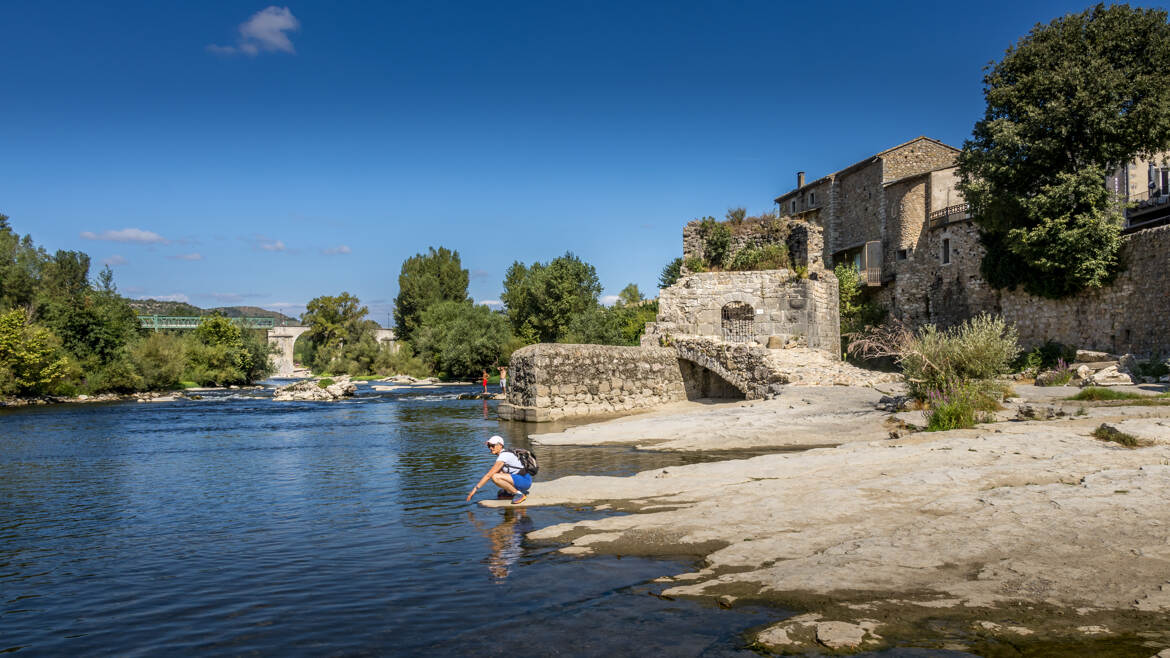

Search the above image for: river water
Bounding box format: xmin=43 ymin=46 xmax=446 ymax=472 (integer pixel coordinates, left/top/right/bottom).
xmin=1 ymin=382 xmax=785 ymax=655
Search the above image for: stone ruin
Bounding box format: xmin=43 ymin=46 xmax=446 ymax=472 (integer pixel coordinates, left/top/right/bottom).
xmin=500 ymin=218 xmax=894 ymax=422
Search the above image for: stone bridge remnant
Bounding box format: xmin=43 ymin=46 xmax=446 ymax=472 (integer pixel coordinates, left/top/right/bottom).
xmin=266 ymin=327 xmax=397 ymax=377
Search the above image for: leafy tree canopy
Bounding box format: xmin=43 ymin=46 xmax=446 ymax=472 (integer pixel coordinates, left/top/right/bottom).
xmin=393 ymin=247 xmax=470 ymax=344
xmin=501 ymin=252 xmax=602 ymax=343
xmin=957 ymin=3 xmax=1170 ymax=298
xmin=414 ymin=300 xmax=511 ymax=378
xmin=658 ymin=257 xmax=683 ymax=288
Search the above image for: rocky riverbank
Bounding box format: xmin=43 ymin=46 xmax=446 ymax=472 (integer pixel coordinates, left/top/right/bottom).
xmin=488 ymin=385 xmax=1170 ymax=654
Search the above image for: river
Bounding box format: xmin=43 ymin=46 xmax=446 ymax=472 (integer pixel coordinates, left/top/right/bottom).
xmin=1 ymin=382 xmax=782 ymax=655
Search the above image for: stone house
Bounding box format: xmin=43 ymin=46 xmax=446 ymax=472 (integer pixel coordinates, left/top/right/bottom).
xmin=774 ymin=138 xmax=1170 ymax=356
xmin=773 ymin=136 xmax=960 ymax=286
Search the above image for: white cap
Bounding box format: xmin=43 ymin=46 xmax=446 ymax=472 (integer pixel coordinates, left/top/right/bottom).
xmin=485 ymin=435 xmax=504 ymax=446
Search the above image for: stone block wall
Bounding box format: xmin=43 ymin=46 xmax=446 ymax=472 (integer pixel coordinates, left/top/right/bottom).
xmin=883 ymin=175 xmax=927 ymax=280
xmin=881 ymin=140 xmax=958 ymax=182
xmin=835 ymin=162 xmax=884 ymax=254
xmin=888 ymin=221 xmax=1170 ymax=357
xmin=498 ymin=344 xmax=687 ymax=422
xmin=645 ymin=270 xmax=840 ymax=356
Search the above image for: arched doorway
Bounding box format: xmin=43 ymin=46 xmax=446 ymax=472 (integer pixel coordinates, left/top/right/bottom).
xmin=721 ymin=302 xmax=754 ymax=343
xmin=677 ymin=359 xmax=746 ymax=400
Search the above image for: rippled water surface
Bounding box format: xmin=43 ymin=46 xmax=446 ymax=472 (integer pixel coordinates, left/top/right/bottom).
xmin=1 ymin=382 xmax=781 ymax=655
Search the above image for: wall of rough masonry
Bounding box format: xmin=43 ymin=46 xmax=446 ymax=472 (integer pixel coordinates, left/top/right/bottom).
xmin=835 ymin=162 xmax=884 ymax=254
xmin=883 ymin=175 xmax=927 ymax=280
xmin=681 ymin=217 xmax=822 ymax=272
xmin=498 ymin=344 xmax=688 ymax=422
xmin=888 ymin=221 xmax=1170 ymax=357
xmin=643 ymin=270 xmax=840 ymax=356
xmin=881 ymin=140 xmax=959 ymax=182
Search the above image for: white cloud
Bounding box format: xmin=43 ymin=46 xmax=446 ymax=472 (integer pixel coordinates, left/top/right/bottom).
xmin=172 ymin=252 xmax=203 ymax=261
xmin=208 ymin=6 xmax=300 ymax=56
xmin=477 ymin=299 xmax=503 ymax=308
xmin=102 ymin=255 xmax=128 ymax=266
xmin=601 ymin=295 xmax=620 ymax=306
xmin=261 ymin=240 xmax=286 ymax=251
xmin=322 ymin=245 xmax=351 ymax=255
xmin=247 ymin=235 xmax=287 ymax=252
xmin=142 ymin=293 xmax=190 ymax=303
xmin=80 ymin=228 xmax=169 ymax=244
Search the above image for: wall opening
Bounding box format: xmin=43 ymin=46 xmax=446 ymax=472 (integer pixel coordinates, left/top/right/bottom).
xmin=678 ymin=359 xmax=746 ymax=401
xmin=721 ymin=302 xmax=754 ymax=343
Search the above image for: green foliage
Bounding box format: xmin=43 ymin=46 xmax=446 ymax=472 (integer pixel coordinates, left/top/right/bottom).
xmin=924 ymin=383 xmax=982 ymax=432
xmin=414 ymin=301 xmax=512 ymax=378
xmin=182 ymin=315 xmax=262 ymax=387
xmin=501 ymin=252 xmax=602 ymax=343
xmin=725 ymin=207 xmax=746 ymax=226
xmin=393 ymin=247 xmax=470 ymax=344
xmin=86 ymin=351 xmax=144 ymax=394
xmin=1068 ymin=387 xmax=1144 ymax=401
xmin=564 ymin=298 xmax=658 ymax=346
xmin=0 ymin=309 xmax=69 ymax=395
xmin=1092 ymin=423 xmax=1146 ymax=448
xmin=658 ymin=257 xmax=683 ymax=288
xmin=793 ymin=264 xmax=809 ymax=279
xmin=834 ymin=264 xmax=886 ymax=353
xmin=1014 ymin=340 xmax=1076 ymax=373
xmin=697 ymin=218 xmax=732 ymax=269
xmin=300 ymin=292 xmax=384 ymax=375
xmin=372 ymin=341 xmax=431 ymax=378
xmin=683 ymin=257 xmax=706 ymax=273
xmin=957 ymin=4 xmax=1170 ymax=298
xmin=129 ymin=332 xmax=186 ymax=391
xmin=902 ymin=315 xmax=1020 ymax=398
xmin=318 ymin=378 xmax=334 ymax=388
xmin=728 ymin=243 xmax=788 ymax=271
xmin=616 ymin=283 xmax=644 ymax=307
xmin=1034 ymin=359 xmax=1074 ymax=387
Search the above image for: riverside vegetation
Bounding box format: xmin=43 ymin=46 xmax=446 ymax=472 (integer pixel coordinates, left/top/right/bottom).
xmin=0 ymin=216 xmax=273 ymax=398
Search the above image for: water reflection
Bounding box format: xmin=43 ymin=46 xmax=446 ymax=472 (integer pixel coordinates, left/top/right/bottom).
xmin=468 ymin=509 xmax=533 ymax=582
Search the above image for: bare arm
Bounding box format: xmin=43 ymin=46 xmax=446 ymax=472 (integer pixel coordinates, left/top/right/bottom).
xmin=466 ymin=460 xmax=504 ymax=502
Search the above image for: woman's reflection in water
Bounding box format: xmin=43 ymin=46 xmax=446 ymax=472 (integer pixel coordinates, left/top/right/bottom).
xmin=468 ymin=509 xmax=533 ymax=582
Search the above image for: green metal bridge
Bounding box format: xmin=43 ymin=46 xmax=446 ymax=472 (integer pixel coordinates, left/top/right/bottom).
xmin=138 ymin=315 xmax=278 ymax=330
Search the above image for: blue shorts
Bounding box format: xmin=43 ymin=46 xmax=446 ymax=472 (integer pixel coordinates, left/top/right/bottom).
xmin=509 ymin=472 xmax=533 ymax=492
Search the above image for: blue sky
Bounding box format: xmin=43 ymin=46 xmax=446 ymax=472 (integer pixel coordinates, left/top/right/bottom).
xmin=1 ymin=0 xmax=1103 ymax=323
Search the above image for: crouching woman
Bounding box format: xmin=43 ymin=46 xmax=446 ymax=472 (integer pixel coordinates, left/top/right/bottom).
xmin=466 ymin=435 xmax=532 ymax=505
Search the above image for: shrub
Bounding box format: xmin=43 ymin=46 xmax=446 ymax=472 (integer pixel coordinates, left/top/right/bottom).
xmin=850 ymin=314 xmax=1020 ymax=398
xmin=683 ymin=257 xmax=706 ymax=273
xmin=1067 ymin=387 xmax=1145 ymax=401
xmin=317 ymin=378 xmax=334 ymax=388
xmin=658 ymin=257 xmax=683 ymax=288
xmin=373 ymin=341 xmax=431 ymax=378
xmin=0 ymin=309 xmax=70 ymax=396
xmin=1034 ymin=358 xmax=1073 ymax=386
xmin=924 ymin=380 xmax=1001 ymax=431
xmin=725 ymin=207 xmax=746 ymax=226
xmin=699 ymin=218 xmax=732 ymax=268
xmin=793 ymin=264 xmax=809 ymax=280
xmin=729 ymin=243 xmax=789 ymax=271
xmin=129 ymin=332 xmax=186 ymax=391
xmin=1014 ymin=340 xmax=1076 ymax=374
xmin=1092 ymin=423 xmax=1147 ymax=448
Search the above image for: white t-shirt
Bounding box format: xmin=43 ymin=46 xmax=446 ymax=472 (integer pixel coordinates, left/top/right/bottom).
xmin=496 ymin=450 xmax=524 ymax=474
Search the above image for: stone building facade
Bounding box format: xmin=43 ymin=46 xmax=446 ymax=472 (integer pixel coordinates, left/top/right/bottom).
xmin=777 ymin=137 xmax=1170 ymax=356
xmin=681 ymin=216 xmax=824 ymax=272
xmin=774 ymin=136 xmax=960 ymax=280
xmin=641 ymin=270 xmax=840 ymax=355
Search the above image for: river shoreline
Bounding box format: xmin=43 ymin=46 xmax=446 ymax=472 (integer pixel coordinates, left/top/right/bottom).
xmin=490 ymin=384 xmax=1170 ymax=654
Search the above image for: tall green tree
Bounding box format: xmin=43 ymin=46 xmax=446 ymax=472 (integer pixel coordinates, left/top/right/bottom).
xmin=393 ymin=247 xmax=470 ymax=344
xmin=300 ymin=292 xmax=380 ymax=373
xmin=658 ymin=257 xmax=683 ymax=288
xmin=957 ymin=3 xmax=1170 ymax=298
xmin=501 ymin=252 xmax=602 ymax=343
xmin=414 ymin=301 xmax=511 ymax=378
xmin=0 ymin=309 xmax=69 ymax=396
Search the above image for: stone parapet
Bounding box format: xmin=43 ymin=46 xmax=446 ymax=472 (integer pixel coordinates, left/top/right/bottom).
xmin=499 ymin=344 xmax=687 ymax=422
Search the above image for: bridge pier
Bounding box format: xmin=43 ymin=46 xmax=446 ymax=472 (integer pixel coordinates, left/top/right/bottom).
xmin=267 ymin=326 xmax=310 ymax=377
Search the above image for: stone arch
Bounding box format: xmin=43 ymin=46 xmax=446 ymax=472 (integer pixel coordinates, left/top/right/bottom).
xmin=267 ymin=326 xmax=310 ymax=376
xmin=671 ymin=339 xmax=756 ymax=400
xmin=721 ymin=301 xmax=754 ymax=343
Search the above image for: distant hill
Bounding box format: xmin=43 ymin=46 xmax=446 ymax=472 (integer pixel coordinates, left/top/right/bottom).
xmin=127 ymin=299 xmax=298 ymax=324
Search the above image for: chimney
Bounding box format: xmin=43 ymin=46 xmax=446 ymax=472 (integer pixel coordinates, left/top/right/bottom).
xmin=797 ymin=171 xmax=805 ymax=188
